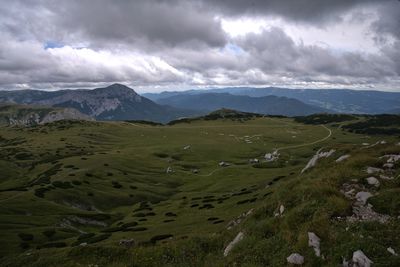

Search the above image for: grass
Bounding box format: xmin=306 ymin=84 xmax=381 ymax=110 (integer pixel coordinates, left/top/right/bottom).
xmin=0 ymin=116 xmax=399 ymax=266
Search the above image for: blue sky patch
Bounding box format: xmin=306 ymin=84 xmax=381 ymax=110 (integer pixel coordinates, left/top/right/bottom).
xmin=44 ymin=41 xmax=64 ymax=49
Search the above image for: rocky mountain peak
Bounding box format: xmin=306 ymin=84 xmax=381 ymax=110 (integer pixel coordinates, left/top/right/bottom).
xmin=93 ymin=83 xmax=141 ymax=102
xmin=99 ymin=83 xmax=137 ymax=94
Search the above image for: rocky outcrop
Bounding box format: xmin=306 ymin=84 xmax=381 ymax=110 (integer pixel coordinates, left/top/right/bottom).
xmin=352 ymin=250 xmax=373 ymax=267
xmin=0 ymin=84 xmax=198 ymax=123
xmin=287 ymin=253 xmax=304 ymax=265
xmin=302 ymin=149 xmax=335 ymax=173
xmin=223 ymin=232 xmax=244 ymax=257
xmin=341 ymin=183 xmax=390 ymax=223
xmin=227 ymin=209 xmax=253 ymax=230
xmin=336 ymin=154 xmax=350 ymax=162
xmin=2 ymin=105 xmax=93 ymax=126
xmin=308 ymin=232 xmax=321 ymax=257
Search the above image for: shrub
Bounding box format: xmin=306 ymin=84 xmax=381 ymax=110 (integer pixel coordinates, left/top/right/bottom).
xmin=125 ymin=227 xmax=147 ymax=232
xmin=101 ymin=227 xmax=124 ymax=233
xmin=112 ymin=181 xmax=122 ymax=188
xmin=20 ymin=243 xmax=30 ymax=249
xmin=77 ymin=233 xmax=95 ymax=240
xmin=34 ymin=187 xmax=50 ymax=198
xmin=18 ymin=233 xmax=34 ymax=241
xmin=150 ymin=234 xmax=173 ymax=244
xmin=37 ymin=242 xmax=66 ymax=249
xmin=52 ymin=181 xmax=73 ymax=189
xmin=42 ymin=229 xmax=56 ymax=239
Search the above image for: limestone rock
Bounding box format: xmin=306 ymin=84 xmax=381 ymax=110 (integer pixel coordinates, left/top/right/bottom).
xmin=352 ymin=250 xmax=373 ymax=267
xmin=308 ymin=232 xmax=321 ymax=257
xmin=223 ymin=232 xmax=244 ymax=257
xmin=287 ymin=253 xmax=304 ymax=265
xmin=387 ymin=247 xmax=398 ymax=256
xmin=302 ymin=149 xmax=335 ymax=173
xmin=366 ymin=177 xmax=380 ymax=187
xmin=366 ymin=167 xmax=383 ymax=174
xmin=336 ymin=154 xmax=350 ymax=163
xmin=355 ymin=192 xmax=373 ymax=205
xmin=119 ymin=238 xmax=135 ymax=248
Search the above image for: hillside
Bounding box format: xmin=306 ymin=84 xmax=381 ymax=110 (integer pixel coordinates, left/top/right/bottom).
xmin=145 ymin=87 xmax=400 ymax=114
xmin=0 ymin=105 xmax=93 ymax=126
xmin=156 ymin=93 xmax=326 ymax=116
xmin=0 ymin=84 xmax=199 ymax=123
xmin=1 ymin=114 xmax=400 ymax=266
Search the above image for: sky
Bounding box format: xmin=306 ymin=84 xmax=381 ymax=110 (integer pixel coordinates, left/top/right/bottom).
xmin=0 ymin=0 xmax=399 ymax=92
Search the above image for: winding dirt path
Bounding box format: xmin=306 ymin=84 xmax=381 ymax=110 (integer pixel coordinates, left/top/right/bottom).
xmin=194 ymin=125 xmax=332 ymax=177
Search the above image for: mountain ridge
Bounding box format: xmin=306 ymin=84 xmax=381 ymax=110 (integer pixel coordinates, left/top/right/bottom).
xmin=0 ymin=84 xmax=199 ymax=123
xmin=144 ymin=87 xmax=400 ymax=114
xmin=156 ymin=92 xmax=328 ymax=117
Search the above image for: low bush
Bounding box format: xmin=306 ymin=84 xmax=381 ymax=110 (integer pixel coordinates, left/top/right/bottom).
xmin=18 ymin=233 xmax=34 ymax=241
xmin=150 ymin=234 xmax=173 ymax=244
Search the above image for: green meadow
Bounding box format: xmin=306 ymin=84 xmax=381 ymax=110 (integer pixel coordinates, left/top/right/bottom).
xmin=1 ymin=115 xmax=399 ymax=266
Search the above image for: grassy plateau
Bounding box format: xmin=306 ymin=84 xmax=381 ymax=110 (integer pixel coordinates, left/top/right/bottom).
xmin=0 ymin=113 xmax=399 ymax=266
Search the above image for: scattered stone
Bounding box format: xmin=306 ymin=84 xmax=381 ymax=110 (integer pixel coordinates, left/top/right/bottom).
xmin=355 ymin=191 xmax=373 ymax=205
xmin=308 ymin=232 xmax=321 ymax=257
xmin=347 ymin=203 xmax=391 ymax=224
xmin=381 ymin=154 xmax=400 ymax=163
xmin=183 ymin=145 xmax=191 ymax=150
xmin=302 ymin=149 xmax=335 ymax=173
xmin=280 ymin=204 xmax=285 ymax=215
xmin=166 ymin=166 xmax=173 ymax=174
xmin=223 ymin=232 xmax=244 ymax=257
xmin=344 ymin=189 xmax=356 ymax=198
xmin=336 ymin=154 xmax=350 ymax=163
xmin=380 ymin=174 xmax=394 ymax=180
xmin=362 ymin=143 xmax=370 ymax=146
xmin=341 ymin=185 xmax=390 ymax=223
xmin=265 ymin=150 xmax=279 ymax=162
xmin=383 ymin=163 xmax=394 ymax=169
xmin=362 ymin=140 xmax=386 ymax=149
xmin=366 ymin=167 xmax=383 ymax=174
xmin=227 ymin=209 xmax=254 ymax=230
xmin=366 ymin=177 xmax=380 ymax=187
xmin=249 ymin=158 xmax=259 ymax=164
xmin=274 ymin=204 xmax=285 ymax=217
xmin=219 ymin=161 xmax=230 ymax=167
xmin=119 ymin=239 xmax=135 ymax=248
xmin=352 ymin=250 xmax=373 ymax=267
xmin=342 ymin=257 xmax=349 ymax=267
xmin=191 ymin=169 xmax=199 ymax=174
xmin=387 ymin=247 xmax=398 ymax=256
xmin=79 ymin=242 xmax=87 ymax=246
xmin=286 ymin=253 xmax=304 ymax=265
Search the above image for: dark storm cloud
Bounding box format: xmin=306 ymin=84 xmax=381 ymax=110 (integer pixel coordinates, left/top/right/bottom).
xmin=201 ymin=0 xmax=390 ymax=24
xmin=371 ymin=1 xmax=400 ymax=44
xmin=237 ymin=27 xmax=396 ymax=79
xmin=0 ymin=0 xmax=399 ymax=90
xmin=1 ymin=0 xmax=227 ymax=49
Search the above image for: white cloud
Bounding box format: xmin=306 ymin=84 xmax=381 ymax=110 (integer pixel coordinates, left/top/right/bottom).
xmin=0 ymin=0 xmax=399 ymax=91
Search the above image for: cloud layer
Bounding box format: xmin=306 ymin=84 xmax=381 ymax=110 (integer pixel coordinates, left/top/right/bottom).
xmin=0 ymin=0 xmax=399 ymax=91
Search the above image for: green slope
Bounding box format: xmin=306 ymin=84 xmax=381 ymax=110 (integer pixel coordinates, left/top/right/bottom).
xmin=0 ymin=115 xmax=399 ymax=266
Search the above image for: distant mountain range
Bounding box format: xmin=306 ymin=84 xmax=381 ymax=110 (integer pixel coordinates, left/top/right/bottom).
xmin=1 ymin=84 xmax=398 ymax=125
xmin=144 ymin=87 xmax=400 ymax=114
xmin=156 ymin=93 xmax=326 ymax=116
xmin=0 ymin=84 xmax=198 ymax=123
